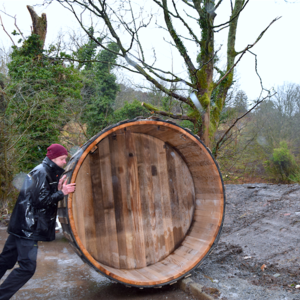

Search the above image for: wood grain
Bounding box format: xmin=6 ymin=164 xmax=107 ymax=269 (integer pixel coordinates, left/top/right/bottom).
xmin=89 ymin=146 xmax=110 ymax=265
xmin=71 ymin=130 xmax=195 ymax=270
xmin=125 ymin=130 xmax=146 ymax=268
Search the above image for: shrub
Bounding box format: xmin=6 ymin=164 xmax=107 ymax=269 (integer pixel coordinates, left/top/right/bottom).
xmin=113 ymin=100 xmax=151 ymax=122
xmin=264 ymin=141 xmax=299 ymax=182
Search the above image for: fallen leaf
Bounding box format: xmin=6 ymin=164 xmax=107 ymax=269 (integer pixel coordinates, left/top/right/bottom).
xmin=261 ymin=264 xmax=267 ymax=271
xmin=203 ymin=274 xmax=213 ymax=281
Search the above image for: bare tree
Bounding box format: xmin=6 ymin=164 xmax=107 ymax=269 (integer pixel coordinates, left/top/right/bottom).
xmin=45 ymin=0 xmax=278 ymax=149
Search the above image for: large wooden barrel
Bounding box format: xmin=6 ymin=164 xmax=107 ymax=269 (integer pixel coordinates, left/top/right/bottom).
xmin=58 ymin=118 xmax=225 ymax=288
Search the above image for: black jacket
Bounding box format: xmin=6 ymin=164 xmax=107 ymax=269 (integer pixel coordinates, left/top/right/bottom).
xmin=8 ymin=157 xmax=65 ymax=241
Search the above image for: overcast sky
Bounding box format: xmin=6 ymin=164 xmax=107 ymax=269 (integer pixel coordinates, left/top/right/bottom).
xmin=0 ymin=0 xmax=299 ymax=101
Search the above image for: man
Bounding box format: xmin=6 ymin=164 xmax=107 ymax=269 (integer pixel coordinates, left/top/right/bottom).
xmin=0 ymin=144 xmax=76 ymax=300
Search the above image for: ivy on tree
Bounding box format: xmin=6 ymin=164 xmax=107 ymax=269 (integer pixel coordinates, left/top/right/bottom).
xmin=7 ymin=34 xmax=82 ymax=171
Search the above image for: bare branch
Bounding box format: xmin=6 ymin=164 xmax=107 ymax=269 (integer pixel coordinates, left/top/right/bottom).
xmin=123 ymin=49 xmax=195 ymax=87
xmin=0 ymin=9 xmax=25 ymax=41
xmin=171 ymin=0 xmax=201 ymax=45
xmin=213 ymin=0 xmax=250 ymax=29
xmin=247 ymin=50 xmax=271 ymax=99
xmin=214 ymin=17 xmax=281 ymax=90
xmin=0 ymin=15 xmax=16 ymax=46
xmin=153 ymin=0 xmax=196 ymax=74
xmin=104 ymin=3 xmax=137 ymax=53
xmin=236 ymin=17 xmax=281 ymax=55
xmin=214 ymin=48 xmax=247 ymax=90
xmin=156 ymin=21 xmax=198 ymax=43
xmin=62 ymin=56 xmax=141 ymax=73
xmin=142 ymin=102 xmax=195 ymax=121
xmin=14 ymin=15 xmax=25 ymax=41
xmin=215 ymin=0 xmax=224 ymax=10
xmin=63 ymin=4 xmax=121 ymax=56
xmin=128 ymin=0 xmax=151 ymax=62
xmin=214 ymin=23 xmax=230 ymax=33
xmin=183 ymin=10 xmax=198 ymax=22
xmin=182 ymin=0 xmax=195 ymax=9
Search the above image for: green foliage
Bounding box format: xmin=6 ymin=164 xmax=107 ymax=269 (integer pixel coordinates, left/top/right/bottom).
xmin=288 ymin=172 xmax=300 ymax=183
xmin=76 ymin=33 xmax=99 ymax=71
xmin=179 ymin=120 xmax=194 ymax=132
xmin=11 ymin=34 xmax=43 ymax=58
xmin=216 ymin=83 xmax=300 ymax=183
xmin=161 ymin=96 xmax=172 ymax=112
xmin=264 ymin=141 xmax=299 ymax=182
xmin=113 ymin=100 xmax=150 ymax=122
xmin=6 ymin=34 xmax=82 ymax=171
xmin=76 ymin=28 xmax=119 ymax=137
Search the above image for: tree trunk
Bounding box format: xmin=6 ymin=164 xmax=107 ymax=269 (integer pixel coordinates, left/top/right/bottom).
xmin=203 ymin=109 xmax=210 ymax=147
xmin=27 ymin=6 xmax=47 ymax=48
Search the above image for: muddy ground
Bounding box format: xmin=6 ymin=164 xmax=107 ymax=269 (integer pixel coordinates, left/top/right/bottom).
xmin=192 ymin=183 xmax=300 ymax=300
xmin=0 ymin=228 xmax=192 ymax=300
xmin=1 ymin=183 xmax=300 ymax=299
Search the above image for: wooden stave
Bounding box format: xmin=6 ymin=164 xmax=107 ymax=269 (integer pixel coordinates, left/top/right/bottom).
xmin=57 ymin=117 xmax=226 ymax=288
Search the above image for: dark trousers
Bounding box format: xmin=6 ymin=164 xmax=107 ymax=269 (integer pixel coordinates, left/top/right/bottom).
xmin=0 ymin=235 xmax=38 ymax=300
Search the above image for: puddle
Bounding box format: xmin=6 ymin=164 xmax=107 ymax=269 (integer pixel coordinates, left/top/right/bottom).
xmin=0 ymin=230 xmax=191 ymax=300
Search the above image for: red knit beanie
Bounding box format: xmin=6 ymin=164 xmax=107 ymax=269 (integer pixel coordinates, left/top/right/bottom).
xmin=46 ymin=144 xmax=68 ymax=160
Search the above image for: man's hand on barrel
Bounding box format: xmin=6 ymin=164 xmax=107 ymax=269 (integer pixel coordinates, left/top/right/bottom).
xmin=61 ymin=178 xmax=76 ymax=195
xmin=58 ymin=175 xmax=67 ymax=191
